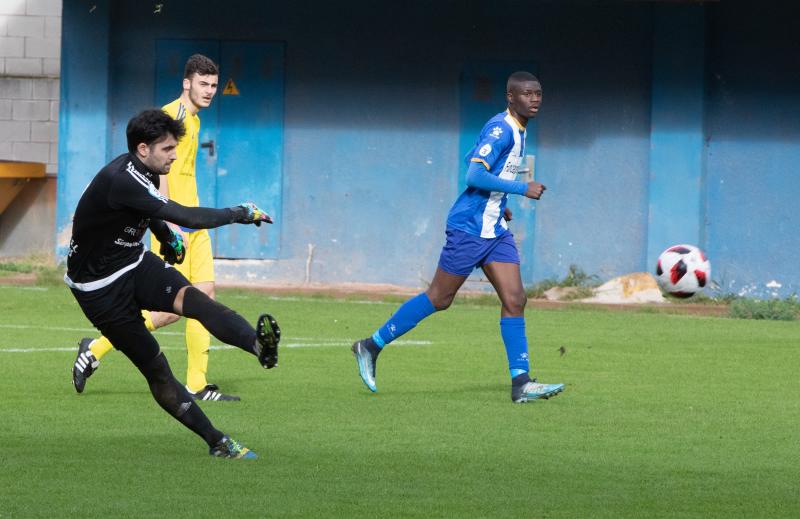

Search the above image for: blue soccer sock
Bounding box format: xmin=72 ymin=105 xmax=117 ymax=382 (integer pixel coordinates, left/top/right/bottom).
xmin=500 ymin=316 xmax=530 ymax=379
xmin=371 ymin=293 xmax=436 ymax=348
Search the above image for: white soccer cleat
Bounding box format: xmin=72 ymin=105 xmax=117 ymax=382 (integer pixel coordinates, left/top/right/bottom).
xmin=512 ymin=379 xmax=564 ymax=403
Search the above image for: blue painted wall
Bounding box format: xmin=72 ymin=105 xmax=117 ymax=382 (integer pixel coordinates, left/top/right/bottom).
xmin=57 ymin=0 xmax=800 ymax=297
xmin=704 ymin=2 xmax=800 ymax=298
xmin=646 ymin=6 xmax=706 ymax=270
xmin=56 ymin=0 xmax=111 ymax=258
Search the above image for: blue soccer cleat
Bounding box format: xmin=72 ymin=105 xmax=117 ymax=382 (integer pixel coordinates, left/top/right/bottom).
xmin=511 ymin=377 xmax=565 ymax=403
xmin=351 ymin=339 xmax=379 ymax=392
xmin=209 ymin=436 xmax=257 ymax=460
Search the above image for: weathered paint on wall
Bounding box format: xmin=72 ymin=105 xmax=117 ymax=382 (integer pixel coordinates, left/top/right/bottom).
xmin=55 ymin=0 xmax=110 ymax=256
xmin=56 ymin=1 xmax=800 ymax=297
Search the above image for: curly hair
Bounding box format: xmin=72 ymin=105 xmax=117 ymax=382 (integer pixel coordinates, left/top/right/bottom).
xmin=126 ymin=109 xmax=186 ymax=153
xmin=184 ymin=54 xmax=219 ymax=79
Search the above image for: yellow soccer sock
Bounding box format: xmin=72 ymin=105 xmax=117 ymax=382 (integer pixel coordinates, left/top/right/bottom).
xmin=185 ymin=318 xmax=211 ymax=393
xmin=89 ymin=335 xmax=114 ymax=360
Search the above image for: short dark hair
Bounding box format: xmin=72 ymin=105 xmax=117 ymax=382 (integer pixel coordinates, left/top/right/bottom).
xmin=184 ymin=54 xmax=219 ymax=79
xmin=507 ymin=71 xmax=540 ymax=91
xmin=126 ymin=109 xmax=186 ymax=153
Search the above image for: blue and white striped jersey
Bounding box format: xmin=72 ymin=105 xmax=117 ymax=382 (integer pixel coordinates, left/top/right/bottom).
xmin=446 ymin=110 xmax=527 ymax=238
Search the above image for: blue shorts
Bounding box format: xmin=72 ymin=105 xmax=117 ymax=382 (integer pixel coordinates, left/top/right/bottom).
xmin=437 ymin=228 xmax=520 ymax=277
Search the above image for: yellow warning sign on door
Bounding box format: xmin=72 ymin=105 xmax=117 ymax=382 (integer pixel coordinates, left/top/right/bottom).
xmin=222 ymin=78 xmax=240 ymax=96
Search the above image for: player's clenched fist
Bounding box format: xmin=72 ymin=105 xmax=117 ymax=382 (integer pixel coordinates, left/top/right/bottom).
xmin=233 ymin=202 xmax=273 ymax=226
xmin=524 ymin=181 xmax=546 ymax=200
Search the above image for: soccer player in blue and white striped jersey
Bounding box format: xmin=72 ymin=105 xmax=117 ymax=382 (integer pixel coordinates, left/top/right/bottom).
xmin=352 ymin=72 xmax=565 ymax=403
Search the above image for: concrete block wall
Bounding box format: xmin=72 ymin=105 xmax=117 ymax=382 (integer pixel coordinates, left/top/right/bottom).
xmin=0 ymin=0 xmax=61 ymax=174
xmin=0 ymin=0 xmax=60 ymax=258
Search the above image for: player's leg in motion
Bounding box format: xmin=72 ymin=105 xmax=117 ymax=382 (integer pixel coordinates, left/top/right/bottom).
xmin=101 ymin=321 xmax=255 ymax=459
xmin=72 ymin=310 xmax=179 ymax=393
xmin=482 ymin=261 xmax=564 ymax=403
xmin=351 ymin=268 xmax=467 ymax=392
xmin=171 ymin=285 xmax=280 ymax=372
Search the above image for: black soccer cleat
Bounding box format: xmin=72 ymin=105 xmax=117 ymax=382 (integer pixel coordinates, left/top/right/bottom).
xmin=189 ymin=383 xmax=240 ymax=402
xmin=255 ymin=314 xmax=280 ymax=369
xmin=72 ymin=337 xmax=99 ymax=394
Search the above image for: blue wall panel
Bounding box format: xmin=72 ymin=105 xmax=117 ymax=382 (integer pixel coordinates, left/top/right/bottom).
xmin=56 ymin=1 xmax=112 ymax=258
xmin=56 ymin=0 xmax=800 ymax=297
xmin=645 ymin=6 xmax=706 ymax=270
xmin=704 ymin=2 xmax=800 ymax=297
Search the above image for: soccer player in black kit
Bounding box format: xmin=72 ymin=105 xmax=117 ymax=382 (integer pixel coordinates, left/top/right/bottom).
xmin=64 ymin=109 xmax=280 ymax=459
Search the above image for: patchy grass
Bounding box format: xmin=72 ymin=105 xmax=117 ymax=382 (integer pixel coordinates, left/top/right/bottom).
xmin=729 ymin=296 xmax=800 ymax=321
xmin=3 ymin=284 xmax=800 ymax=517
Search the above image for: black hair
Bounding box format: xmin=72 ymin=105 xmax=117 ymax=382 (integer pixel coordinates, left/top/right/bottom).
xmin=184 ymin=54 xmax=219 ymax=79
xmin=506 ymin=71 xmax=540 ymax=92
xmin=126 ymin=109 xmax=186 ymax=154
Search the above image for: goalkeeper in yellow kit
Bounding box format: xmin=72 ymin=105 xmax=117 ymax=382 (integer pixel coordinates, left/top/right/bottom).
xmin=72 ymin=54 xmax=240 ymax=401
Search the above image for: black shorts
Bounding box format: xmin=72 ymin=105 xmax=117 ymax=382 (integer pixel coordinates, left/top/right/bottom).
xmin=71 ymin=251 xmax=191 ymax=331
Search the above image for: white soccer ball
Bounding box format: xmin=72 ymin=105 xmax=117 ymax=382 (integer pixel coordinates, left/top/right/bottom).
xmin=655 ymin=244 xmax=711 ymax=298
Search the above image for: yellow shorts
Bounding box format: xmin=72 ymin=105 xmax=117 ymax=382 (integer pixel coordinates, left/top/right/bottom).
xmin=151 ymin=228 xmax=215 ymax=284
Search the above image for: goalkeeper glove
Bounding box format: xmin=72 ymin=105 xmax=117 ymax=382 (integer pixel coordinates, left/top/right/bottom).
xmin=233 ymin=202 xmax=273 ymax=226
xmin=160 ymin=228 xmax=185 ymax=265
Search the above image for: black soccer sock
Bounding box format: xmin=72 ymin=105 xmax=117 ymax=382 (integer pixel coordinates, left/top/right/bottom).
xmin=181 ymin=286 xmax=258 ymax=355
xmin=140 ymin=352 xmax=224 ymax=447
xmin=363 ymin=337 xmax=381 ymax=357
xmin=512 ymin=372 xmax=532 ymax=386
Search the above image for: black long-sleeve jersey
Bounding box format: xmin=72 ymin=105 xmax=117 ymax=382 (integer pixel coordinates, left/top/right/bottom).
xmin=65 ymin=153 xmax=240 ymax=291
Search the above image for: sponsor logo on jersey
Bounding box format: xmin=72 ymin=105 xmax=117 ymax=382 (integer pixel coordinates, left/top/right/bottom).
xmin=114 ymin=238 xmax=143 ymax=248
xmin=503 ymin=161 xmax=520 ymax=175
xmin=479 ymin=144 xmax=492 ymax=157
xmin=489 ymin=126 xmax=503 ymax=139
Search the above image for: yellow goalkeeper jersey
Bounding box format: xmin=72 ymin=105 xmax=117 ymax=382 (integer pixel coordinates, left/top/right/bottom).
xmin=162 ymin=98 xmax=200 ymax=208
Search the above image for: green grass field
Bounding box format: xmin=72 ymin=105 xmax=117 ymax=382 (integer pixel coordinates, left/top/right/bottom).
xmin=1 ymin=284 xmax=799 ymax=518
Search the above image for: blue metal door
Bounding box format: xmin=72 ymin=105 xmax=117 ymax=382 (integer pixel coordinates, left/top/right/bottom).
xmin=459 ymin=62 xmax=538 ymax=283
xmin=155 ymin=39 xmax=284 ymax=259
xmin=214 ymin=41 xmax=284 ymax=259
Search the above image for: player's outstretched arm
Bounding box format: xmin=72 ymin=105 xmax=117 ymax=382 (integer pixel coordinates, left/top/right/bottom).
xmin=152 ymin=200 xmax=272 ymax=230
xmin=465 ymin=161 xmax=528 ymax=195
